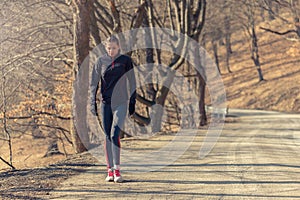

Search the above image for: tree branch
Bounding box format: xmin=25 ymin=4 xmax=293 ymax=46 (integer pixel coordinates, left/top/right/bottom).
xmin=0 ymin=156 xmax=15 ymax=170
xmin=192 ymin=0 xmax=206 ymax=37
xmin=94 ymin=3 xmax=114 ymax=32
xmin=131 ymin=112 xmax=151 ymax=126
xmin=136 ymin=94 xmax=156 ymax=106
xmin=130 ymin=1 xmax=146 ymax=29
xmin=108 ymin=0 xmax=122 ymax=33
xmin=170 ymin=0 xmax=190 ymax=71
xmin=260 ymin=26 xmax=297 ymax=35
xmin=0 ymin=112 xmax=71 ymax=121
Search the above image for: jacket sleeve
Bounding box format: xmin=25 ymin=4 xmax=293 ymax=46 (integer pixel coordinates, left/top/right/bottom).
xmin=126 ymin=57 xmax=136 ymax=105
xmin=90 ymin=57 xmax=102 ymax=106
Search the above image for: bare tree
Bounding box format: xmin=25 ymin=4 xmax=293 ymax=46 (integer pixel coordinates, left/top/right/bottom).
xmin=0 ymin=0 xmax=74 ymax=158
xmin=0 ymin=69 xmax=16 ymax=170
xmin=246 ymin=1 xmax=264 ymax=81
xmin=70 ymin=0 xmax=93 ymax=153
xmin=137 ymin=0 xmax=208 ymax=129
xmin=203 ymin=0 xmax=234 ymax=74
xmin=223 ymin=0 xmax=233 ymax=73
xmin=259 ymin=0 xmax=300 ymax=40
xmin=260 ymin=0 xmax=276 ymax=21
xmin=236 ymin=0 xmax=264 ymax=82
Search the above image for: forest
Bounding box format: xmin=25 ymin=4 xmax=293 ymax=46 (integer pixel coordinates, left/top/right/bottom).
xmin=0 ymin=0 xmax=299 ymax=170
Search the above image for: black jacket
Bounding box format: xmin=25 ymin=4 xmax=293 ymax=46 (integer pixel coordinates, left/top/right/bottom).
xmin=90 ymin=54 xmax=136 ymax=107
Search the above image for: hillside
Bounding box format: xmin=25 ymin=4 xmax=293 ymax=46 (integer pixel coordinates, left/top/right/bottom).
xmin=215 ymin=21 xmax=300 ymax=113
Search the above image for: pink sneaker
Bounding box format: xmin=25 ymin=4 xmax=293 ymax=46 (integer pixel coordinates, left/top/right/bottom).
xmin=114 ymin=169 xmax=124 ymax=183
xmin=105 ymin=168 xmax=114 ymax=182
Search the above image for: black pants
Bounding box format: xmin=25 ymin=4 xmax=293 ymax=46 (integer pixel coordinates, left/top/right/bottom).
xmin=100 ymin=103 xmax=127 ymax=168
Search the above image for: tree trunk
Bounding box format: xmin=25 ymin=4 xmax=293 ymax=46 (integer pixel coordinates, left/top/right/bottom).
xmin=90 ymin=1 xmax=102 ymax=46
xmin=224 ymin=14 xmax=232 ymax=73
xmin=71 ymin=0 xmax=92 ymax=153
xmin=198 ymin=74 xmax=207 ymax=126
xmin=251 ymin=24 xmax=264 ymax=82
xmin=191 ymin=35 xmax=207 ymax=126
xmin=225 ymin=41 xmax=232 ymax=73
xmin=190 ymin=0 xmax=207 ymax=127
xmin=260 ymin=5 xmax=265 ymax=21
xmin=295 ymin=18 xmax=300 ymax=38
xmin=151 ymin=70 xmax=176 ymax=132
xmin=144 ymin=2 xmax=156 ymax=101
xmin=1 ymin=71 xmax=15 ymax=170
xmin=201 ymin=33 xmax=207 ymax=49
xmin=267 ymin=0 xmax=275 ymax=20
xmin=211 ymin=40 xmax=220 ymax=74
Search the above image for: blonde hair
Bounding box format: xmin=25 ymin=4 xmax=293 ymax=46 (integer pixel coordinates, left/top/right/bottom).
xmin=105 ymin=35 xmax=119 ymax=46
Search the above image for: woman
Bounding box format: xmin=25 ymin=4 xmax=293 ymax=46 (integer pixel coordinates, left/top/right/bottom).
xmin=90 ymin=36 xmax=136 ymax=183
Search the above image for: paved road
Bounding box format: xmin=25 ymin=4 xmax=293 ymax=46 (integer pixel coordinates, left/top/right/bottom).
xmin=49 ymin=109 xmax=300 ymax=200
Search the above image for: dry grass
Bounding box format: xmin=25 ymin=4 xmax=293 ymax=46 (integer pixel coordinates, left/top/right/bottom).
xmin=0 ymin=134 xmax=73 ymax=172
xmin=215 ymin=18 xmax=300 ymax=113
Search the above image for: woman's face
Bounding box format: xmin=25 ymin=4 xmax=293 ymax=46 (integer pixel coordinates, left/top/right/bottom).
xmin=106 ymin=42 xmax=120 ymax=58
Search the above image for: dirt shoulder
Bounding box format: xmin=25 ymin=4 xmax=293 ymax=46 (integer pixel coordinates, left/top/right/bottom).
xmin=0 ymin=152 xmax=97 ymax=200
